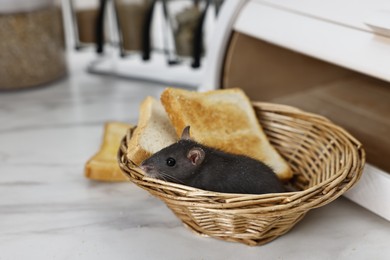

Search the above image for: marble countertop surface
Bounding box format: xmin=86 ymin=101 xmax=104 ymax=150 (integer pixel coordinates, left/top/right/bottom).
xmin=1 ymin=53 xmax=389 ymax=260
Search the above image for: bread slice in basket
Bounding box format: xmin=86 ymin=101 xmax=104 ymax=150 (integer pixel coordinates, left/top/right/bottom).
xmin=160 ymin=87 xmax=293 ymax=181
xmin=85 ymin=122 xmax=132 ymax=181
xmin=126 ymin=96 xmax=177 ymax=165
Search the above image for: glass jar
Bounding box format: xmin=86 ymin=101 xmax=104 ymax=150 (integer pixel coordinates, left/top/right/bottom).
xmin=70 ymin=0 xmax=99 ymax=47
xmin=0 ymin=0 xmax=67 ymax=90
xmin=114 ymin=0 xmax=152 ymax=54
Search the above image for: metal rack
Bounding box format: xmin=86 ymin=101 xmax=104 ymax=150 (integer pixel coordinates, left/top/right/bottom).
xmin=63 ymin=0 xmax=223 ymax=88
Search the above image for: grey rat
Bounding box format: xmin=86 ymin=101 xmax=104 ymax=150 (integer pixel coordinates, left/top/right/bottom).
xmin=140 ymin=126 xmax=286 ymax=194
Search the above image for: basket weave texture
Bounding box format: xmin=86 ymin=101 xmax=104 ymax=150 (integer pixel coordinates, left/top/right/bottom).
xmin=118 ymin=102 xmax=365 ymax=246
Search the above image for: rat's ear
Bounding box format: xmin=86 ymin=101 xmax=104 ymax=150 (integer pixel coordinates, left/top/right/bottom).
xmin=187 ymin=147 xmax=205 ymax=166
xmin=181 ymin=125 xmax=191 ymax=140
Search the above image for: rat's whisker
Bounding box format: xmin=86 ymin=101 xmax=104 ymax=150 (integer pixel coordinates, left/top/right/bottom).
xmin=157 ymin=173 xmax=168 ymax=182
xmin=165 ymin=176 xmax=184 ymax=184
xmin=159 ymin=171 xmax=185 ymax=185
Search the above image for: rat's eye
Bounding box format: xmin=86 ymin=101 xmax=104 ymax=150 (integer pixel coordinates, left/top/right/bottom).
xmin=166 ymin=157 xmax=176 ymax=167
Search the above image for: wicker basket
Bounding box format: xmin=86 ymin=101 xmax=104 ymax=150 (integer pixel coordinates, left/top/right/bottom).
xmin=118 ymin=102 xmax=365 ymax=246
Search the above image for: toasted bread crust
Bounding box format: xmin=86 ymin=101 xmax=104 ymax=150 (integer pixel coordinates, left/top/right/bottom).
xmin=126 ymin=143 xmax=153 ymax=166
xmin=160 ymin=88 xmax=293 ymax=181
xmin=126 ymin=96 xmax=177 ymax=166
xmin=85 ymin=160 xmax=128 ymax=181
xmin=126 ymin=97 xmax=154 ymax=165
xmin=85 ymin=122 xmax=131 ymax=181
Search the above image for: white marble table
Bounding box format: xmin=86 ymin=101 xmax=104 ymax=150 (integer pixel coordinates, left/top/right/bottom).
xmin=1 ymin=53 xmax=389 ymax=260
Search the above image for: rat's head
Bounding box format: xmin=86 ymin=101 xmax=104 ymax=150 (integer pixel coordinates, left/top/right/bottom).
xmin=139 ymin=126 xmax=205 ymax=184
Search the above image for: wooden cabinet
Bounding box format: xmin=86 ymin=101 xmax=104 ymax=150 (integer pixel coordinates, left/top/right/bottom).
xmin=202 ymin=0 xmax=390 ymax=220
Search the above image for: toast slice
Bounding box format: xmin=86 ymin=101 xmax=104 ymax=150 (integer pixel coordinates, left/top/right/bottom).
xmin=160 ymin=87 xmax=293 ymax=181
xmin=85 ymin=122 xmax=131 ymax=181
xmin=126 ymin=96 xmax=178 ymax=165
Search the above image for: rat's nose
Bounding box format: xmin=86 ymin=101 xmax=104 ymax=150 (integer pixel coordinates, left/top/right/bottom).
xmin=139 ymin=164 xmax=153 ymax=173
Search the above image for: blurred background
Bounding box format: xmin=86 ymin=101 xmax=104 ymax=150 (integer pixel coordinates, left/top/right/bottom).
xmin=0 ymin=0 xmax=224 ymax=90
